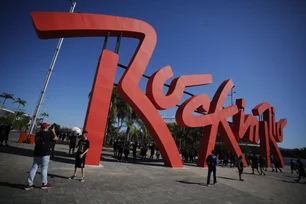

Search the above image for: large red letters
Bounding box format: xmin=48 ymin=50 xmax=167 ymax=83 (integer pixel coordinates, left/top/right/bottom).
xmin=31 ymin=12 xmax=287 ymax=168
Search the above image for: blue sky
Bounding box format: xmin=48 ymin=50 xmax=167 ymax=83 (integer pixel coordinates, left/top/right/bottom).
xmin=0 ymin=0 xmax=305 ymax=148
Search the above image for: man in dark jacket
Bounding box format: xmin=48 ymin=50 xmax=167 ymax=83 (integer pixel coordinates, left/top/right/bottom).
xmin=25 ymin=123 xmax=58 ymax=190
xmin=296 ymin=159 xmax=305 ymax=183
xmin=237 ymin=155 xmax=244 ymax=181
xmin=206 ymin=150 xmax=218 ymax=186
xmin=0 ymin=123 xmax=13 ymax=146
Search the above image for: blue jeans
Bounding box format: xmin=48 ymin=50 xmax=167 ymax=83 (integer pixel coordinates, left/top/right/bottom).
xmin=28 ymin=156 xmax=50 ymax=185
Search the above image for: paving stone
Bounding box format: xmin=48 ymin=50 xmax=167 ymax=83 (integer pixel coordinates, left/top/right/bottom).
xmin=1 ymin=138 xmax=305 ymax=204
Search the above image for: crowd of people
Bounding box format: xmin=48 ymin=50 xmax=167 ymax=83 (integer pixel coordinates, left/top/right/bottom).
xmin=112 ymin=140 xmax=160 ymax=162
xmin=1 ymin=123 xmax=305 ymax=190
xmin=205 ymin=150 xmax=306 ymax=185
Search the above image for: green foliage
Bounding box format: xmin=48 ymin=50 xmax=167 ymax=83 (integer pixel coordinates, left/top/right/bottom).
xmin=0 ymin=93 xmax=14 ymax=106
xmin=281 ymin=147 xmax=306 ymax=159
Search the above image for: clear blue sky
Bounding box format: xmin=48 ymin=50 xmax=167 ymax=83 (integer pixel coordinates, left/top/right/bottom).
xmin=0 ymin=0 xmax=305 ymax=148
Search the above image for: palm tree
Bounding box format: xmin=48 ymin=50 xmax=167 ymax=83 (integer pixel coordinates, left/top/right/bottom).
xmin=0 ymin=93 xmax=14 ymax=106
xmin=14 ymin=98 xmax=27 ymax=110
xmin=40 ymin=112 xmax=49 ymax=120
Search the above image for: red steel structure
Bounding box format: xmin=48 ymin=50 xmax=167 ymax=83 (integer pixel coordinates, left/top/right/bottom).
xmin=30 ymin=12 xmax=287 ymax=168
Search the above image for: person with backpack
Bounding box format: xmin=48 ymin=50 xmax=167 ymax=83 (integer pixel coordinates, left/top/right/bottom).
xmin=25 ymin=123 xmax=58 ymax=190
xmin=206 ymin=150 xmax=218 ymax=186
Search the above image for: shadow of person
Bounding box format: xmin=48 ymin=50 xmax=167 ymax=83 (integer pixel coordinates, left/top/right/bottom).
xmin=0 ymin=145 xmax=33 ymax=157
xmin=176 ymin=180 xmax=206 ymax=186
xmin=25 ymin=172 xmax=69 ymax=179
xmin=0 ymin=182 xmax=25 ymax=190
xmin=281 ymin=180 xmax=306 ymax=184
xmin=101 ymin=156 xmax=165 ymax=168
xmin=218 ymin=176 xmax=238 ymax=181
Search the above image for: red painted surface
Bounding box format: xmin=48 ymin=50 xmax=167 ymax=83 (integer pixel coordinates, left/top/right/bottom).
xmin=83 ymin=50 xmax=119 ymax=165
xmin=30 ymin=12 xmax=287 ymax=168
xmin=177 ymin=80 xmax=247 ymax=167
xmin=252 ymin=103 xmax=287 ymax=168
xmin=18 ymin=133 xmax=35 ymax=144
xmin=233 ymin=99 xmax=259 ymax=143
xmin=31 ymin=12 xmax=182 ymax=167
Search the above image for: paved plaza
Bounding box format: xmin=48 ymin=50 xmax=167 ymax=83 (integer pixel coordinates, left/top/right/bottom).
xmin=0 ymin=135 xmax=305 ymax=204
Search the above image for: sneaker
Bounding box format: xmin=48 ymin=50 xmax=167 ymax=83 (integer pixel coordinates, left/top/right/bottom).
xmin=68 ymin=176 xmax=76 ymax=180
xmin=80 ymin=178 xmax=85 ymax=182
xmin=41 ymin=183 xmax=52 ymax=190
xmin=207 ymin=184 xmax=210 ymax=187
xmin=24 ymin=184 xmax=34 ymax=191
xmin=213 ymin=182 xmax=218 ymax=185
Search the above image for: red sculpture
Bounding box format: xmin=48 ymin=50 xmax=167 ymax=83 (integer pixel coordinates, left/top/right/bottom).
xmin=30 ymin=12 xmax=287 ymax=168
xmin=176 ymin=80 xmax=247 ymax=167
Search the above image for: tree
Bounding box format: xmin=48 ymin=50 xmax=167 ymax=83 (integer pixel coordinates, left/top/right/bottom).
xmin=0 ymin=93 xmax=14 ymax=106
xmin=40 ymin=112 xmax=49 ymax=120
xmin=14 ymin=98 xmax=27 ymax=110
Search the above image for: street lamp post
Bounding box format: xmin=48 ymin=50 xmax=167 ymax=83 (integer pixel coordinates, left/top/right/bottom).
xmin=28 ymin=1 xmax=77 ymax=135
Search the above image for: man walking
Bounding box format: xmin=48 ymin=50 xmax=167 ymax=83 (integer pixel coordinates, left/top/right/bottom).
xmin=206 ymin=150 xmax=218 ymax=186
xmin=25 ymin=123 xmax=58 ymax=190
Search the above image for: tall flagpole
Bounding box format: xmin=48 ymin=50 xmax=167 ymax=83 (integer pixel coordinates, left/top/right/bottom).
xmin=28 ymin=1 xmax=77 ymax=135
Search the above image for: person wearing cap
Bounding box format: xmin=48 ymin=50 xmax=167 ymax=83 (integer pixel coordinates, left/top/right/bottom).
xmin=25 ymin=122 xmax=58 ymax=190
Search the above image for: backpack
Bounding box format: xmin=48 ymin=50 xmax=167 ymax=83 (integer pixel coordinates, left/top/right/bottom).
xmin=206 ymin=154 xmax=214 ymax=167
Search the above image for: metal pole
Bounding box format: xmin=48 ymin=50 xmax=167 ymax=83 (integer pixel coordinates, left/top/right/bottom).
xmin=28 ymin=1 xmax=77 ymax=135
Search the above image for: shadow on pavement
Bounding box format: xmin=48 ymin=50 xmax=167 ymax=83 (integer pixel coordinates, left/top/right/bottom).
xmin=51 ymin=156 xmax=75 ymax=165
xmin=281 ymin=180 xmax=306 ymax=184
xmin=101 ymin=156 xmax=165 ymax=167
xmin=218 ymin=176 xmax=238 ymax=181
xmin=0 ymin=145 xmax=75 ymax=165
xmin=25 ymin=171 xmax=69 ymax=179
xmin=176 ymin=180 xmax=206 ymax=186
xmin=0 ymin=182 xmax=25 ymax=190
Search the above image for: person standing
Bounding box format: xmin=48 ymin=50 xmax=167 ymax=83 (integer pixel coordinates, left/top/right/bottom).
xmin=113 ymin=140 xmax=118 ymax=158
xmin=0 ymin=123 xmax=13 ymax=146
xmin=156 ymin=148 xmax=160 ymax=160
xmin=251 ymin=154 xmax=260 ymax=175
xmin=0 ymin=123 xmax=4 ymax=145
xmin=296 ymin=159 xmax=305 ymax=183
xmin=117 ymin=141 xmax=124 ymax=161
xmin=69 ymin=131 xmax=90 ymax=182
xmin=291 ymin=159 xmax=298 ymax=174
xmin=25 ymin=123 xmax=58 ymax=190
xmin=123 ymin=142 xmax=130 ymax=162
xmin=274 ymin=157 xmax=283 ymax=172
xmin=150 ymin=143 xmax=155 ymax=160
xmin=237 ymin=155 xmax=244 ymax=181
xmin=259 ymin=156 xmax=266 ymax=176
xmin=132 ymin=141 xmax=138 ymax=159
xmin=69 ymin=131 xmax=78 ymax=155
xmin=49 ymin=123 xmax=60 ymax=159
xmin=206 ymin=150 xmax=218 ymax=186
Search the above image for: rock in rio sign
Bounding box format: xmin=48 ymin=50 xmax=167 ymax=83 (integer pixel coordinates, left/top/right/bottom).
xmin=31 ymin=12 xmax=287 ymax=168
